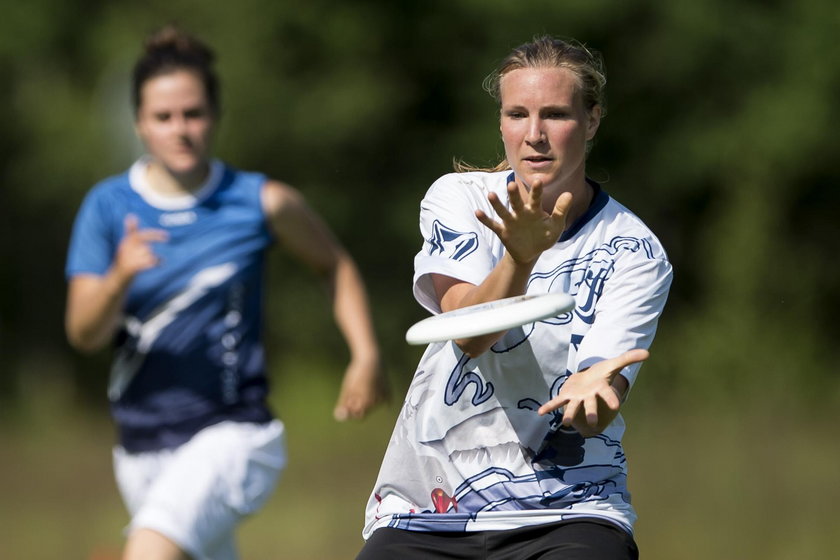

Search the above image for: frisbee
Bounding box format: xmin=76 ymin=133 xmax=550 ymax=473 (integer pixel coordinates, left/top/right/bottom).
xmin=405 ymin=293 xmax=575 ymax=345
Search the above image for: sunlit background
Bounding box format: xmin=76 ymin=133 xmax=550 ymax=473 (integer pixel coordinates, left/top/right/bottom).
xmin=1 ymin=1 xmax=838 ymax=558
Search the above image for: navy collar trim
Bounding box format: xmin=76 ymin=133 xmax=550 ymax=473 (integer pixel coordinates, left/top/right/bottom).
xmin=559 ymin=178 xmax=607 ymax=242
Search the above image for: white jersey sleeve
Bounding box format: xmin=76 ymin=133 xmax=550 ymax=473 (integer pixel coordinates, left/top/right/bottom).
xmin=412 ymin=172 xmax=510 ymax=313
xmin=574 ymin=237 xmax=672 ymax=388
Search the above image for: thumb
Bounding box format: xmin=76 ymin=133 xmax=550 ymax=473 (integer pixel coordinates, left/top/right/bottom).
xmin=609 ymin=349 xmax=650 ymax=373
xmin=123 ymin=214 xmax=139 ymax=236
xmin=552 ymin=192 xmax=574 ymax=218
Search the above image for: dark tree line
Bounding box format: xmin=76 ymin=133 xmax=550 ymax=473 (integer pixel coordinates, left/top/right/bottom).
xmin=1 ymin=0 xmax=837 ymax=410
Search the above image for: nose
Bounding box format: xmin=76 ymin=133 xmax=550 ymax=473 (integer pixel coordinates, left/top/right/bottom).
xmin=171 ymin=114 xmax=189 ymax=135
xmin=524 ymin=117 xmax=546 ymax=145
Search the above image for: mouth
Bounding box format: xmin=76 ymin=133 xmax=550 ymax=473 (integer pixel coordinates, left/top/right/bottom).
xmin=522 ymin=156 xmax=553 ymax=167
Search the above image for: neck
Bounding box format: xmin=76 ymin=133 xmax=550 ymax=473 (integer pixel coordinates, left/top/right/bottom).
xmin=563 ymin=177 xmax=594 ymax=228
xmin=145 ymin=160 xmax=210 ymax=197
xmin=538 ymin=171 xmax=593 ymax=227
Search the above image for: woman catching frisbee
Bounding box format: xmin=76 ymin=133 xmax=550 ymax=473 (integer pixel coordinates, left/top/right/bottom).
xmin=357 ymin=36 xmax=672 ymax=560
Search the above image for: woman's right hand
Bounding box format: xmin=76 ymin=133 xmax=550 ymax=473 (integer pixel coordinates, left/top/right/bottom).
xmin=65 ymin=215 xmax=168 ymax=352
xmin=113 ymin=214 xmax=169 ymax=282
xmin=475 ymin=179 xmax=572 ymax=265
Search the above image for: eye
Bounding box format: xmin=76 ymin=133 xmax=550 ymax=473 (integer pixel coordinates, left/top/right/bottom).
xmin=545 ymin=110 xmax=570 ymax=119
xmin=184 ymin=108 xmax=208 ymax=120
xmin=504 ymin=110 xmax=526 ymax=119
xmin=153 ymin=112 xmax=171 ymax=122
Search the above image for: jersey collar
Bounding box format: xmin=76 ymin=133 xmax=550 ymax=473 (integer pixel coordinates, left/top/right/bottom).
xmin=129 ymin=156 xmax=224 ymax=210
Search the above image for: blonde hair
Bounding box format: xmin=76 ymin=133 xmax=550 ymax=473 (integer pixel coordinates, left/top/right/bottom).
xmin=455 ymin=36 xmax=606 ymax=173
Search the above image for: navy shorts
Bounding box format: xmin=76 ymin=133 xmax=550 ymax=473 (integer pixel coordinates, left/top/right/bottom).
xmin=356 ymin=519 xmax=638 ymax=560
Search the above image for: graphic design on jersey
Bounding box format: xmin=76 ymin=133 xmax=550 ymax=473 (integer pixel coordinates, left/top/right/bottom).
xmin=388 ymin=459 xmax=623 ymax=531
xmin=431 ymin=488 xmax=458 ymax=513
xmin=445 ymin=354 xmax=494 ymax=406
xmin=220 ymin=281 xmax=245 ymax=404
xmin=108 ymin=262 xmax=238 ymax=400
xmin=427 ymin=220 xmax=478 ymax=261
xmin=529 ymin=236 xmax=654 ymax=325
xmin=487 ymin=236 xmax=654 ymax=354
xmin=396 ymin=236 xmax=654 ymax=529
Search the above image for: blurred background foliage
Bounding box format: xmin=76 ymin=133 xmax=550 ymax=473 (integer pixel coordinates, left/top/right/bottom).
xmin=1 ymin=0 xmax=839 ymax=558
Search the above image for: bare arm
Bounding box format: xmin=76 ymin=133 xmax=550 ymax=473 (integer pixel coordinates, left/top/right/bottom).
xmin=262 ymin=180 xmax=385 ymax=420
xmin=432 ymin=179 xmax=572 ymax=357
xmin=65 ymin=215 xmax=168 ymax=353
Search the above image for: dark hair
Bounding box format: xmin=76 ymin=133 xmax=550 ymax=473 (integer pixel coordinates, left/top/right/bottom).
xmin=131 ymin=25 xmax=219 ymax=115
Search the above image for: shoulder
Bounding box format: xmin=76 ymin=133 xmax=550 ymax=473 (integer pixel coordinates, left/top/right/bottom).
xmin=428 ymin=170 xmax=509 ymax=192
xmin=219 ymin=162 xmax=266 ymax=185
xmin=215 ymin=162 xmax=268 ymax=198
xmin=424 ymin=170 xmax=511 ymax=205
xmin=260 ymin=178 xmax=305 ymax=218
xmin=600 ymin=196 xmax=669 ymax=261
xmin=73 ymin=169 xmax=134 ymax=220
xmin=86 ymin=169 xmax=133 ymax=200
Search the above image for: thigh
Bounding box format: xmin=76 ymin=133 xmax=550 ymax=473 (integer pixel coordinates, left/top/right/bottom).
xmin=489 ymin=519 xmax=639 ymax=560
xmin=356 ymin=528 xmax=484 ymax=560
xmin=117 ymin=420 xmax=287 ymax=560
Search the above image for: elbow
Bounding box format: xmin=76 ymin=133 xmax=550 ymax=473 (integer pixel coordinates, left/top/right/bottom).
xmin=67 ymin=335 xmax=102 ymax=354
xmin=65 ymin=327 xmax=107 ymax=354
xmin=454 ymin=339 xmax=491 ymax=359
xmin=453 ymin=330 xmax=507 ymax=358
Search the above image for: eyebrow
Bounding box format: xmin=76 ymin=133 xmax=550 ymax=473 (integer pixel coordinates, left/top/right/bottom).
xmin=501 ymin=103 xmax=574 ymax=112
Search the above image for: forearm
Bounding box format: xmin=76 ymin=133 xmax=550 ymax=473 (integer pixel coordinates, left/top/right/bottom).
xmin=65 ymin=271 xmax=131 ymax=353
xmin=327 ymin=253 xmax=387 ymax=420
xmin=439 ymin=252 xmax=537 ymax=357
xmin=330 ymin=254 xmax=380 ymax=368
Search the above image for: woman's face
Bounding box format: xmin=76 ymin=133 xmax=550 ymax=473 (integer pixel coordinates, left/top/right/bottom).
xmin=499 ymin=66 xmax=600 ymax=198
xmin=134 ymin=69 xmax=215 ymax=179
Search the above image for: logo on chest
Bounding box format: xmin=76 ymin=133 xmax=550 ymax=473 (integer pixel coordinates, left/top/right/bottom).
xmin=159 ymin=211 xmax=197 ymax=227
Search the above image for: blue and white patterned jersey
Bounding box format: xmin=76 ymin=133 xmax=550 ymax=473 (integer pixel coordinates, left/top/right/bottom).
xmin=66 ymin=158 xmax=274 ymax=453
xmin=363 ymin=171 xmax=672 ymax=537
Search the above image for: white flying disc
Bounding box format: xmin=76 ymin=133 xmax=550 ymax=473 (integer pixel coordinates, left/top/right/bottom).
xmin=405 ymin=293 xmax=575 ymax=345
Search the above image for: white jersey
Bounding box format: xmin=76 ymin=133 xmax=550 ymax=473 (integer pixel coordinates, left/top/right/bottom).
xmin=363 ymin=171 xmax=672 ymax=538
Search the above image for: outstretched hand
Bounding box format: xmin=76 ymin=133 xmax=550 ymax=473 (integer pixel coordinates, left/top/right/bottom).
xmin=475 ymin=179 xmax=572 ymax=265
xmin=538 ymin=349 xmax=649 ymax=437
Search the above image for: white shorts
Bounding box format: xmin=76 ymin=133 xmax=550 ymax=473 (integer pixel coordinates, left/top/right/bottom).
xmin=113 ymin=419 xmax=287 ymax=560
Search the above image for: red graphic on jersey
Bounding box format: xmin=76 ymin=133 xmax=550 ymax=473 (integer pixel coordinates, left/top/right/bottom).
xmin=431 ymin=487 xmax=457 ymax=513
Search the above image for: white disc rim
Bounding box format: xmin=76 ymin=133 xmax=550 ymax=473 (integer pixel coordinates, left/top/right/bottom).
xmin=405 ymin=293 xmax=574 ymax=345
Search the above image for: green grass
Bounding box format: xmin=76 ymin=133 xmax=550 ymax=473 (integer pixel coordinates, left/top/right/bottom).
xmin=2 ymin=371 xmax=838 ymax=560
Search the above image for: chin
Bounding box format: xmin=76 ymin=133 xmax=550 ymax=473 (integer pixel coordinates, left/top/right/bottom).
xmin=166 ymin=158 xmax=207 ymax=177
xmin=517 ymin=172 xmax=559 ymax=189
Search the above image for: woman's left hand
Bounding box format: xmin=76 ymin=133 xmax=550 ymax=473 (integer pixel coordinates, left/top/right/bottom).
xmin=538 ymin=349 xmax=649 ymax=437
xmin=333 ymin=358 xmax=389 ymax=421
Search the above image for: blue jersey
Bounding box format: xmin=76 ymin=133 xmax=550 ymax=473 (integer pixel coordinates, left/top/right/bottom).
xmin=66 ymin=159 xmax=275 ymax=452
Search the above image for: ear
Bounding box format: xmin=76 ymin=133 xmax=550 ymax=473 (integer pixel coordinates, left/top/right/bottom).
xmin=133 ymin=116 xmax=143 ymax=140
xmin=585 ymin=105 xmax=602 ymax=141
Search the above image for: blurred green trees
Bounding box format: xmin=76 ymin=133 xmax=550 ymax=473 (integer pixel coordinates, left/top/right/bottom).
xmin=1 ymin=0 xmax=838 ymax=411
